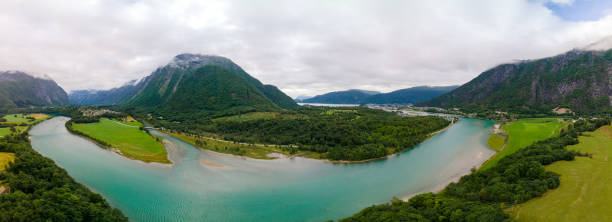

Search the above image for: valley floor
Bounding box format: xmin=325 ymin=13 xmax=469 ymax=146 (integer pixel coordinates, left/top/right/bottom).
xmin=507 ymin=125 xmax=612 ymax=221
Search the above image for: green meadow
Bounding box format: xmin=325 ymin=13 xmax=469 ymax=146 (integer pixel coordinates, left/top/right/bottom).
xmin=482 ymin=118 xmax=568 ymax=170
xmin=507 ymin=125 xmax=612 ymax=221
xmin=71 ymin=118 xmax=170 ymax=163
xmin=0 ymin=113 xmax=49 ymax=138
xmin=0 ymin=128 xmax=13 ymax=138
xmin=3 ymin=114 xmax=30 ymax=122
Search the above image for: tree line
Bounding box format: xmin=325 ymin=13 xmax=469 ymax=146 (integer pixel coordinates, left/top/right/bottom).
xmin=143 ymin=107 xmax=451 ymax=161
xmin=0 ymin=133 xmax=128 ymax=221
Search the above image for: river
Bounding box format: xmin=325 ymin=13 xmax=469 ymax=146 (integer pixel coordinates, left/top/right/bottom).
xmin=29 ymin=117 xmax=494 ymax=221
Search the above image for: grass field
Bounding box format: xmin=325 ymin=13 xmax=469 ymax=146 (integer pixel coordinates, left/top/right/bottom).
xmin=72 ymin=118 xmax=170 ymax=163
xmin=481 ymin=118 xmax=568 ymax=170
xmin=3 ymin=114 xmax=30 ymax=122
xmin=0 ymin=113 xmax=49 ymax=138
xmin=2 ymin=113 xmax=50 ymax=123
xmin=507 ymin=125 xmax=612 ymax=221
xmin=0 ymin=128 xmax=12 ymax=138
xmin=0 ymin=152 xmax=15 ymax=171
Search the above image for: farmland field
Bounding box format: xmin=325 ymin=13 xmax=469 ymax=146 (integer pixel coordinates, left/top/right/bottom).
xmin=481 ymin=118 xmax=568 ymax=170
xmin=507 ymin=125 xmax=612 ymax=221
xmin=71 ymin=118 xmax=170 ymax=163
xmin=0 ymin=152 xmax=15 ymax=171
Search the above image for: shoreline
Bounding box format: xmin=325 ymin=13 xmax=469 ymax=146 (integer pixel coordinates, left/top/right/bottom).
xmin=399 ymin=166 xmax=475 ymax=201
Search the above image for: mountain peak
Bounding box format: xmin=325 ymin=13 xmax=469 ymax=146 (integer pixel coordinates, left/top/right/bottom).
xmin=169 ymin=53 xmax=233 ymax=69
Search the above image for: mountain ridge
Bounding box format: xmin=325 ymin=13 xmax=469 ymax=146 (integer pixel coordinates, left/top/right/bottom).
xmin=0 ymin=71 xmax=69 ymax=109
xmin=68 ymin=54 xmax=298 ymax=112
xmin=420 ymin=49 xmax=612 ymax=113
xmin=302 ymin=86 xmax=458 ymax=104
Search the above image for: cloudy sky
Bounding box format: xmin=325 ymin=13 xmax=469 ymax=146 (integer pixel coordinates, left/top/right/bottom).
xmin=1 ymin=0 xmax=612 ymax=97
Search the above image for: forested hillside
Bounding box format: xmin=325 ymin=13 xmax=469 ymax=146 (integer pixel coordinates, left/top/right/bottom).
xmin=127 ymin=54 xmax=297 ymax=113
xmin=156 ymin=65 xmax=281 ymax=118
xmin=0 ymin=71 xmax=69 ymax=109
xmin=421 ymin=49 xmax=612 ymax=113
xmin=0 ymin=132 xmax=127 ymax=221
xmin=67 ymin=54 xmax=298 ymax=113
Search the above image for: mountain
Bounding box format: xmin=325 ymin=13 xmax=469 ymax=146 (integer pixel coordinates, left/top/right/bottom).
xmin=69 ymin=80 xmax=142 ymax=106
xmin=302 ymin=86 xmax=457 ymax=104
xmin=0 ymin=71 xmax=69 ymax=109
xmin=364 ymin=86 xmax=459 ymax=104
xmin=294 ymin=95 xmax=312 ymax=102
xmin=125 ymin=54 xmax=297 ymax=117
xmin=302 ymin=89 xmax=380 ymax=104
xmin=421 ymin=49 xmax=612 ymax=113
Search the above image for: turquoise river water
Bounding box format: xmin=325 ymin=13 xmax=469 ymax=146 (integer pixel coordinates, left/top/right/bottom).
xmin=29 ymin=117 xmax=495 ymax=222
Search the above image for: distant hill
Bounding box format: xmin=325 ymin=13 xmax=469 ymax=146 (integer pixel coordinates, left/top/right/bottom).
xmin=125 ymin=54 xmax=297 ymax=117
xmin=302 ymin=89 xmax=380 ymax=104
xmin=302 ymin=86 xmax=457 ymax=104
xmin=0 ymin=71 xmax=69 ymax=108
xmin=69 ymin=80 xmax=142 ymax=106
xmin=294 ymin=95 xmax=313 ymax=102
xmin=420 ymin=49 xmax=612 ymax=113
xmin=364 ymin=86 xmax=459 ymax=104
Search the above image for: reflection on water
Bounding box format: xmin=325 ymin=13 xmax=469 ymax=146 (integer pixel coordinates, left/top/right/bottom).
xmin=29 ymin=117 xmax=494 ymax=222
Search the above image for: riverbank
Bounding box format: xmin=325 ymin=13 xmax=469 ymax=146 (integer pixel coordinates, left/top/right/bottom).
xmin=163 ymin=130 xmax=297 ymax=160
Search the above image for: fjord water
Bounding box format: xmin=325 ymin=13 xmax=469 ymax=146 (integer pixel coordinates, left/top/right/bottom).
xmin=29 ymin=117 xmax=494 ymax=221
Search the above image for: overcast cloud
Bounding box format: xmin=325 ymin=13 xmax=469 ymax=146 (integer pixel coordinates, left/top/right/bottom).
xmin=1 ymin=0 xmax=612 ymax=97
